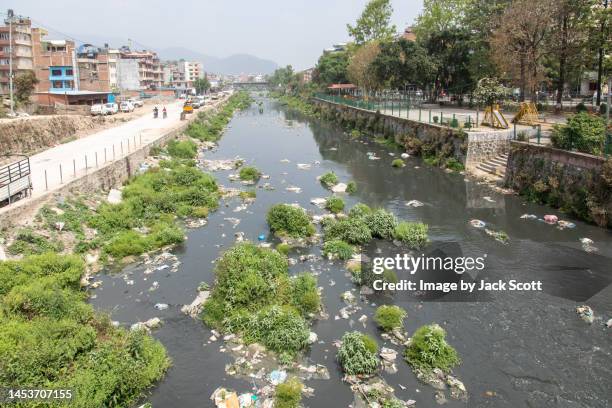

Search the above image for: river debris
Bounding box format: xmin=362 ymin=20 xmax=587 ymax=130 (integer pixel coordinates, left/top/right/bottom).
xmin=331 ymin=183 xmax=348 ymax=193
xmin=405 ymin=200 xmax=424 ymax=208
xmin=297 ymin=163 xmax=312 ymax=170
xmin=576 ymin=305 xmax=594 ymax=324
xmin=181 ymin=290 xmax=210 ymax=317
xmin=345 ymin=375 xmax=415 ymax=408
xmin=224 ymin=217 xmax=241 ymax=228
xmin=482 ymin=196 xmax=495 ymax=203
xmin=469 ymin=219 xmax=486 ymax=228
xmin=579 ymin=237 xmax=598 ymax=252
xmin=154 ymin=303 xmax=168 ymax=311
xmin=366 ymin=152 xmax=381 ymax=160
xmin=285 ymin=186 xmax=302 ymax=193
xmin=202 ymin=157 xmax=244 ymax=171
xmin=484 ymin=228 xmax=509 ymax=244
xmin=130 ymin=317 xmax=162 ymax=332
xmin=310 ymin=197 xmax=327 ymax=208
xmin=543 ymin=214 xmax=558 ymax=224
xmin=142 ymin=251 xmax=181 ymax=274
xmin=107 ymin=188 xmax=122 ymax=204
xmin=414 ymin=368 xmax=468 ymax=403
xmin=520 ymin=214 xmax=538 ymax=220
xmin=280 ymin=159 xmax=291 ymax=163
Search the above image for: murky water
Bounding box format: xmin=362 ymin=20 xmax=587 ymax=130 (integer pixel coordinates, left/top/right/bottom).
xmin=90 ymin=98 xmax=612 ymax=408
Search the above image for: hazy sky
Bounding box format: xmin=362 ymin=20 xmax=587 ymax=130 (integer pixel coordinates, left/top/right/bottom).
xmin=3 ymin=0 xmax=424 ymax=69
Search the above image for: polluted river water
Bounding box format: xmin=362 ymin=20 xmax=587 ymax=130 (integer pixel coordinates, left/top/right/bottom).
xmin=90 ymin=96 xmax=612 ymax=408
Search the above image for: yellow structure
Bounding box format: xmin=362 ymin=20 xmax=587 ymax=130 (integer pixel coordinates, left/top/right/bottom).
xmin=481 ymin=104 xmax=509 ymax=129
xmin=512 ymin=102 xmax=539 ymax=125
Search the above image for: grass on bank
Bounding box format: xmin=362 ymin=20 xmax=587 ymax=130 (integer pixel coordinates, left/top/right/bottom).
xmin=186 ymin=92 xmax=253 ymax=142
xmin=0 ymin=253 xmax=169 ymax=407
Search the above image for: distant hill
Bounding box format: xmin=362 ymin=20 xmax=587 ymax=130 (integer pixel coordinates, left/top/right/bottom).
xmin=158 ymin=47 xmax=278 ymax=75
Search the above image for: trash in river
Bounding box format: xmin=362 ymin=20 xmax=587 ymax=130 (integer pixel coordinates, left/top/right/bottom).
xmin=211 ymin=388 xmax=240 ymax=408
xmin=485 ymin=228 xmax=509 ymax=244
xmin=470 ymin=219 xmax=486 ymax=228
xmin=297 ymin=163 xmax=311 ymax=170
xmin=269 ymin=370 xmax=287 ymax=385
xmin=483 ymin=196 xmax=495 ymax=203
xmin=520 ymin=214 xmax=538 ymax=220
xmin=308 ymin=332 xmax=318 ymax=344
xmin=579 ymin=237 xmax=598 ymax=252
xmin=606 ymin=318 xmax=612 ymax=328
xmin=258 ymin=234 xmax=265 ymax=241
xmin=154 ymin=303 xmax=168 ymax=311
xmin=544 ymin=214 xmax=558 ymax=224
xmin=285 ymin=186 xmax=302 ymax=193
xmin=405 ymin=200 xmax=424 ymax=208
xmin=202 ymin=157 xmax=244 ymax=171
xmin=181 ymin=291 xmax=210 ymax=317
xmin=280 ymin=159 xmax=290 ymax=163
xmin=131 ymin=317 xmax=162 ymax=332
xmin=380 ymin=347 xmax=398 ymax=362
xmin=557 ymin=220 xmax=576 ymax=230
xmin=576 ymin=305 xmax=594 ymax=324
xmin=149 ymin=281 xmax=159 ymax=291
xmin=107 ymin=188 xmax=122 ymax=204
xmin=310 ymin=197 xmax=327 ymax=208
xmin=401 ymin=153 xmax=409 ymax=159
xmin=224 ymin=217 xmax=241 ymax=228
xmin=55 ymin=221 xmax=65 ymax=231
xmin=233 ymin=204 xmax=248 ymax=212
xmin=331 ymin=183 xmax=347 ymax=193
xmin=341 ymin=290 xmax=356 ymax=304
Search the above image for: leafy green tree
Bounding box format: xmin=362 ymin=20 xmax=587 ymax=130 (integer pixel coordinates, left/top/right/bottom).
xmin=347 ymin=0 xmax=397 ymax=44
xmin=193 ymin=76 xmax=211 ymax=94
xmin=370 ymin=39 xmax=437 ymax=90
xmin=315 ymin=51 xmax=349 ymax=85
xmin=14 ymin=71 xmax=39 ymax=104
xmin=268 ymin=66 xmax=299 ymax=91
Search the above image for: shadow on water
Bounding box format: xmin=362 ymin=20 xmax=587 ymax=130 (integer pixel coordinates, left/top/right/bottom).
xmin=90 ymin=97 xmax=612 ymax=408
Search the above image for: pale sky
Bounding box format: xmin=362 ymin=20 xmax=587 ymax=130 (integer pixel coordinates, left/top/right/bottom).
xmin=2 ymin=0 xmax=424 ymax=70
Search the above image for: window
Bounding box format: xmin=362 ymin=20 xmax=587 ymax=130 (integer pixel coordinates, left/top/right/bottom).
xmin=51 ymin=68 xmax=62 ymax=76
xmin=52 ymin=81 xmax=63 ymax=89
xmin=65 ymin=80 xmax=74 ymax=89
xmin=0 ymin=33 xmax=9 ymax=40
xmin=0 ymin=59 xmax=9 ymax=65
xmin=65 ymin=68 xmax=73 ymax=76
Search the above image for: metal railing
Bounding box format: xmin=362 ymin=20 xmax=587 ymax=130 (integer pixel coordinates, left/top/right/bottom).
xmin=0 ymin=155 xmax=32 ymax=204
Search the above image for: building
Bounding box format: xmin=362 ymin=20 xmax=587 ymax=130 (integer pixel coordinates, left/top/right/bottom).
xmin=179 ymin=60 xmax=203 ymax=87
xmin=30 ymin=30 xmax=110 ymax=105
xmin=323 ymin=43 xmax=347 ymax=54
xmin=76 ymin=44 xmax=112 ymax=93
xmin=301 ymin=68 xmax=314 ymax=83
xmin=402 ymin=26 xmax=416 ymax=42
xmin=117 ymin=48 xmax=163 ymax=90
xmin=0 ymin=12 xmax=33 ymax=96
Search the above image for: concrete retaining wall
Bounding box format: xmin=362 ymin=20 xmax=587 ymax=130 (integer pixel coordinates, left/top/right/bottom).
xmin=505 ymin=141 xmax=611 ymax=227
xmin=465 ymin=130 xmax=513 ymax=169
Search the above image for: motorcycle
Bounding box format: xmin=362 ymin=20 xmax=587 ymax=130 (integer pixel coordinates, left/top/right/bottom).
xmin=153 ymin=109 xmax=158 ymax=119
xmin=163 ymin=110 xmax=167 ymax=119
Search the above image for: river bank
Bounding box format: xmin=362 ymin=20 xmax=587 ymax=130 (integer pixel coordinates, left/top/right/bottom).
xmin=0 ymin=93 xmax=253 ymax=407
xmin=89 ymin=96 xmax=610 ymax=408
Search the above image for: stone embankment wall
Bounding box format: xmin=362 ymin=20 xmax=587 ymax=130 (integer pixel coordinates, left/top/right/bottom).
xmin=1 ymin=115 xmax=109 ymax=154
xmin=312 ymin=98 xmax=468 ymax=166
xmin=464 ymin=130 xmax=513 ymax=169
xmin=505 ymin=141 xmax=611 ymax=228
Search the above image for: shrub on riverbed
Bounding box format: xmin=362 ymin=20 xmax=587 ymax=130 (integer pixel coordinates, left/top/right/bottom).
xmin=0 ymin=253 xmax=169 ymax=407
xmin=7 ymin=228 xmax=64 ymax=256
xmin=275 ymin=377 xmax=303 ymax=408
xmin=290 ymin=273 xmax=321 ymax=316
xmin=391 ymin=159 xmax=405 ymax=168
xmin=167 ymin=139 xmax=198 ymax=159
xmin=365 ymin=209 xmax=397 ymax=240
xmin=404 ymin=324 xmax=460 ymax=373
xmin=325 ymin=196 xmax=345 ymax=213
xmin=323 ymin=217 xmax=372 ymax=245
xmin=394 ymin=222 xmax=429 ymax=249
xmin=348 ymin=203 xmax=372 ymax=219
xmin=239 ymin=166 xmax=261 ymax=182
xmin=322 ymin=239 xmax=355 ymax=260
xmin=320 ymin=171 xmax=339 ymax=187
xmin=374 ymin=305 xmax=406 ymax=332
xmin=267 ymin=204 xmax=315 ymax=238
xmin=337 ymin=331 xmax=380 ymax=375
xmin=346 ymin=181 xmax=357 ymax=194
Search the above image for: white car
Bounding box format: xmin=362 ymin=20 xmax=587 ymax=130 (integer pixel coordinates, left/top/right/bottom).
xmin=120 ymin=101 xmax=135 ymax=112
xmin=128 ymin=98 xmax=144 ymax=107
xmin=90 ymin=104 xmax=104 ymax=116
xmin=103 ymin=103 xmax=119 ymax=115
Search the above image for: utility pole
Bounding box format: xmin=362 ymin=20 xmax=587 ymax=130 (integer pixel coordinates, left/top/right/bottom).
xmin=7 ymin=9 xmax=15 ymax=115
xmin=595 ymin=0 xmax=608 ymax=106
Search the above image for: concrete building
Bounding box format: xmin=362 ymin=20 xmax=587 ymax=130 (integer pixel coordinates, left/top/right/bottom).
xmin=76 ymin=44 xmax=111 ymax=93
xmin=301 ymin=68 xmax=314 ymax=83
xmin=179 ymin=60 xmax=203 ymax=87
xmin=0 ymin=13 xmax=33 ymax=96
xmin=117 ymin=48 xmax=164 ymax=90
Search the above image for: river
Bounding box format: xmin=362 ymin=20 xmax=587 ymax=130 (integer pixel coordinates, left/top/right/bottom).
xmin=90 ymin=97 xmax=612 ymax=408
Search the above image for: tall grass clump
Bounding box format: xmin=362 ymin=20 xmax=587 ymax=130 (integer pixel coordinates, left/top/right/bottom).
xmin=337 ymin=331 xmax=379 ymax=375
xmin=267 ymin=204 xmax=315 ymax=238
xmin=394 ymin=222 xmax=429 ymax=249
xmin=374 ymin=305 xmax=406 ymax=332
xmin=404 ymin=324 xmax=460 ymax=373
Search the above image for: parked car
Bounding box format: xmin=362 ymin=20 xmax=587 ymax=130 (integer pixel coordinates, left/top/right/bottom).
xmin=128 ymin=98 xmax=144 ymax=107
xmin=90 ymin=104 xmax=104 ymax=116
xmin=103 ymin=103 xmax=119 ymax=115
xmin=120 ymin=101 xmax=135 ymax=112
xmin=191 ymin=100 xmax=201 ymax=109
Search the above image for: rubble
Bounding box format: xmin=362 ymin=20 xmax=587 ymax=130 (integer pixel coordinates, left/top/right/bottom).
xmin=181 ymin=290 xmax=211 ymax=317
xmin=202 ymin=157 xmax=244 ymax=171
xmin=576 ymin=305 xmax=594 ymax=324
xmin=107 ymin=188 xmax=122 ymax=204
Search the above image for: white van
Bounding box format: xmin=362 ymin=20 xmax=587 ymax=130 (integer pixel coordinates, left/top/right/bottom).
xmin=120 ymin=101 xmax=135 ymax=112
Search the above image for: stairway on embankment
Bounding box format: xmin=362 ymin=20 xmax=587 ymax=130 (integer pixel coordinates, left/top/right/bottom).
xmin=475 ymin=153 xmax=509 ymax=178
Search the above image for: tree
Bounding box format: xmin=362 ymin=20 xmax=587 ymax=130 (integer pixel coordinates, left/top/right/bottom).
xmin=14 ymin=71 xmax=38 ymax=104
xmin=370 ymin=39 xmax=437 ymax=91
xmin=268 ymin=65 xmax=295 ymax=89
xmin=490 ymin=0 xmax=555 ymax=101
xmin=474 ymin=77 xmax=508 ymax=112
xmin=347 ymin=41 xmax=381 ymax=95
xmin=414 ymin=0 xmax=469 ymax=36
xmin=193 ymin=76 xmax=211 ymax=94
xmin=315 ymin=51 xmax=349 ymax=85
xmin=347 ymin=0 xmax=396 ymax=44
xmin=547 ymin=0 xmax=594 ymax=107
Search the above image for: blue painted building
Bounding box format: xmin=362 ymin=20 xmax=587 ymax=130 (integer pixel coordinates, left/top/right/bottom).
xmin=49 ymin=66 xmax=75 ymax=93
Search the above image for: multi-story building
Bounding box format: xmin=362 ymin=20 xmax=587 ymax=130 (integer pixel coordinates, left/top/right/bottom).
xmin=76 ymin=44 xmax=111 ymax=93
xmin=179 ymin=60 xmax=203 ymax=87
xmin=301 ymin=68 xmax=314 ymax=83
xmin=0 ymin=13 xmax=33 ymax=96
xmin=117 ymin=48 xmax=163 ymax=90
